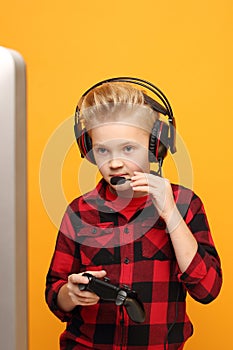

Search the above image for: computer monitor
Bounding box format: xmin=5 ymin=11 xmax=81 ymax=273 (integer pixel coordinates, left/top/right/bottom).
xmin=0 ymin=46 xmax=27 ymax=350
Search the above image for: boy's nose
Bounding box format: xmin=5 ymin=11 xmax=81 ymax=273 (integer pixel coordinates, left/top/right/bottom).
xmin=109 ymin=158 xmax=124 ymax=168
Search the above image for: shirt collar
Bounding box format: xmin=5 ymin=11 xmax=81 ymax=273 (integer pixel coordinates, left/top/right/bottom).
xmin=83 ymin=177 xmax=154 ymax=212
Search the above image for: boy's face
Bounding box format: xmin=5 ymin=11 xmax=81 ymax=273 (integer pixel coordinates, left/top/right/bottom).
xmin=91 ymin=122 xmax=150 ymax=196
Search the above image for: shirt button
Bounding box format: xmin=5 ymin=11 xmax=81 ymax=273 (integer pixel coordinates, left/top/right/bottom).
xmin=91 ymin=228 xmax=97 ymax=234
xmin=124 ymin=257 xmax=130 ymax=264
xmin=124 ymin=227 xmax=129 ymax=234
xmin=157 ymin=219 xmax=165 ymax=228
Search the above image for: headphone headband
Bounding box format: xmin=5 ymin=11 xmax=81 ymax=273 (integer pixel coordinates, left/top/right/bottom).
xmin=80 ymin=77 xmax=174 ymax=120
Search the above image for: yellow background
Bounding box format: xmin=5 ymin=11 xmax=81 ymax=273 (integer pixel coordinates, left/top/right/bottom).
xmin=1 ymin=0 xmax=232 ymax=348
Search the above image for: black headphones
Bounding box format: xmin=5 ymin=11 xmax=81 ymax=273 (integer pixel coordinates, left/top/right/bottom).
xmin=74 ymin=77 xmax=176 ymax=165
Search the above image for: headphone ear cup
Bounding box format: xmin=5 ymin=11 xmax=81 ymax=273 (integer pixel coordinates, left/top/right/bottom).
xmin=74 ymin=124 xmax=96 ymax=164
xmin=149 ymin=120 xmax=169 ymax=162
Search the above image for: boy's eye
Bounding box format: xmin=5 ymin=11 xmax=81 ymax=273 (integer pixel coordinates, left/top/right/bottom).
xmin=124 ymin=145 xmax=134 ymax=153
xmin=96 ymin=147 xmax=108 ymax=155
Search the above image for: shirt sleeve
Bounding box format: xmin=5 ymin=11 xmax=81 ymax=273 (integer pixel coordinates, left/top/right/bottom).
xmin=177 ymin=192 xmax=222 ymax=304
xmin=45 ymin=208 xmax=81 ymax=322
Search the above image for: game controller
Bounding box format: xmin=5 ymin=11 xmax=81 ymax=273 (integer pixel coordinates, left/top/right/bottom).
xmin=78 ymin=273 xmax=146 ymax=323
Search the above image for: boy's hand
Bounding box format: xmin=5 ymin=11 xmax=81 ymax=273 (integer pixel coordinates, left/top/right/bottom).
xmin=130 ymin=171 xmax=176 ymax=222
xmin=67 ymin=270 xmax=106 ymax=307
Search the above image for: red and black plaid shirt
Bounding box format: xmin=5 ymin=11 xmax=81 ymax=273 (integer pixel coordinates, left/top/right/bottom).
xmin=46 ymin=179 xmax=222 ymax=350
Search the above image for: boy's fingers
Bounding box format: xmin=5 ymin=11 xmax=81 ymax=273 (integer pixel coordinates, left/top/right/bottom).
xmin=69 ymin=270 xmax=107 ymax=285
xmin=86 ymin=270 xmax=107 ymax=278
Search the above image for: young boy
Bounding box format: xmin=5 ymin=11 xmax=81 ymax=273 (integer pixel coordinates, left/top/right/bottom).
xmin=45 ymin=79 xmax=222 ymax=350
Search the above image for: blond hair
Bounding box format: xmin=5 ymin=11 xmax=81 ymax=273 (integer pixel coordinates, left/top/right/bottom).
xmin=78 ymin=82 xmax=158 ymax=133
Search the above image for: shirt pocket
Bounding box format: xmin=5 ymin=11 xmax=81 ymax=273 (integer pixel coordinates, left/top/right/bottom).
xmin=78 ymin=222 xmax=119 ymax=268
xmin=140 ymin=221 xmax=174 ymax=261
xmin=75 ymin=221 xmax=120 ymax=246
